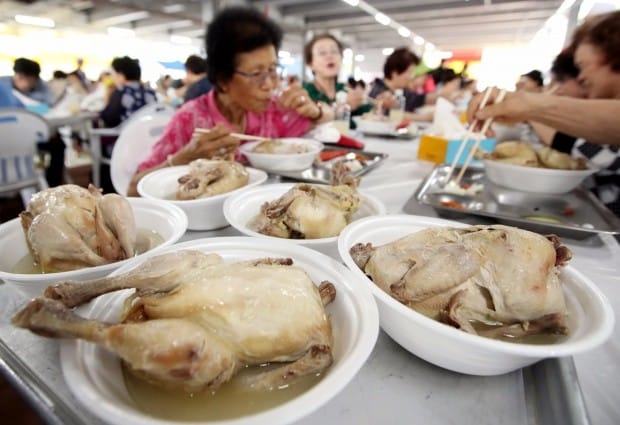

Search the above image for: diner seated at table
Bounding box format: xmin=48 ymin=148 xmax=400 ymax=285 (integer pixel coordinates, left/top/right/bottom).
xmin=181 ymin=54 xmax=212 ymax=103
xmin=126 ymin=6 xmax=333 ymax=197
xmin=468 ymin=10 xmax=620 ymax=216
xmin=302 ymin=33 xmax=372 ymax=127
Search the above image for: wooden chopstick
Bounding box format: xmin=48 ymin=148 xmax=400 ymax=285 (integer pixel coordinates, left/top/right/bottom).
xmin=194 ymin=128 xmax=273 ymax=142
xmin=454 ymin=89 xmax=507 ymax=184
xmin=444 ymin=87 xmax=494 ymax=183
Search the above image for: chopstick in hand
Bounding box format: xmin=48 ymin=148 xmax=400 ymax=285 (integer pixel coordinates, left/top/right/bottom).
xmin=194 ymin=128 xmax=273 ymax=142
xmin=444 ymin=87 xmax=494 ymax=183
xmin=455 ymin=89 xmax=507 ymax=184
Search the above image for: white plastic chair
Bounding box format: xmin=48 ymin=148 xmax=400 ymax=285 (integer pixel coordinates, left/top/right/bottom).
xmin=0 ymin=108 xmax=50 ymax=207
xmin=88 ymin=102 xmax=176 ymax=188
xmin=109 ymin=108 xmax=175 ymax=195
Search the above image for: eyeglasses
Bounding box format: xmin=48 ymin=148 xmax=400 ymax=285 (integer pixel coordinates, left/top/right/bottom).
xmin=314 ymin=48 xmax=341 ymax=57
xmin=235 ymin=65 xmax=282 ymax=86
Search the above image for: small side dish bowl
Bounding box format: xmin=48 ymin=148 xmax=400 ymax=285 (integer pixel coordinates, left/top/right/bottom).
xmin=137 ymin=163 xmax=268 ymax=231
xmin=60 ymin=236 xmax=379 ymax=425
xmin=239 ymin=138 xmax=323 ymax=172
xmin=338 ymin=214 xmax=614 ymax=376
xmin=483 ymin=159 xmax=597 ymax=194
xmin=0 ymin=197 xmax=187 ymax=299
xmin=223 ymin=183 xmax=386 ymax=259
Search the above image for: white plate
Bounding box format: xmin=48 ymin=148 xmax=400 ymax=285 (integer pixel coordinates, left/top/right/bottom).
xmin=338 ymin=214 xmax=615 ymax=375
xmin=223 ymin=183 xmax=387 ymax=258
xmin=0 ymin=197 xmax=187 ymax=298
xmin=137 ymin=163 xmax=268 ymax=230
xmin=239 ymin=138 xmax=323 ymax=172
xmin=60 ymin=237 xmax=379 ymax=425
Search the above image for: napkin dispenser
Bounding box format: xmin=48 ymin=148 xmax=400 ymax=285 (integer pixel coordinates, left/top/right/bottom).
xmin=418 ymin=135 xmax=495 ymax=165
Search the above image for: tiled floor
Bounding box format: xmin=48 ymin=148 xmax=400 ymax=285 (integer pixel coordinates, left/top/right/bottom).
xmin=1 ymin=195 xmax=45 ymax=425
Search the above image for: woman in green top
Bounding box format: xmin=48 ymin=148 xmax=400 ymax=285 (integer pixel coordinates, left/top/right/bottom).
xmin=303 ymin=33 xmax=372 ymax=127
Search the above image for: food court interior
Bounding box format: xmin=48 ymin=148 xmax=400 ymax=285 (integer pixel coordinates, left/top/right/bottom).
xmin=0 ymin=0 xmax=620 ymax=424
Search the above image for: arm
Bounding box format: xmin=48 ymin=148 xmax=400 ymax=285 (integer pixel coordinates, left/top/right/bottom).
xmin=528 ymin=120 xmax=556 ymax=145
xmin=469 ymin=90 xmax=620 ymax=146
xmin=127 ymin=123 xmax=239 ymax=196
xmin=99 ymin=89 xmax=123 ymax=128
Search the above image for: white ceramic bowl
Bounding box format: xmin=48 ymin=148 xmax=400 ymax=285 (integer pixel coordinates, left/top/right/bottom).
xmin=239 ymin=138 xmax=323 ymax=172
xmin=483 ymin=159 xmax=597 ymax=194
xmin=60 ymin=236 xmax=379 ymax=425
xmin=353 ymin=117 xmax=397 ymax=135
xmin=338 ymin=214 xmax=615 ymax=376
xmin=0 ymin=197 xmax=187 ymax=299
xmin=137 ymin=163 xmax=268 ymax=231
xmin=223 ymin=183 xmax=386 ymax=258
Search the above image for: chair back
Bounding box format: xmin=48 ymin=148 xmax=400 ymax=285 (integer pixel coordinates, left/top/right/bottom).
xmin=123 ymin=102 xmax=176 ymax=128
xmin=110 ymin=108 xmax=174 ymax=195
xmin=0 ymin=108 xmax=50 ymax=193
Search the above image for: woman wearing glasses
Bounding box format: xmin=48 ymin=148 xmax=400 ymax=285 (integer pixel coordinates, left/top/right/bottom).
xmin=127 ymin=7 xmax=332 ymax=196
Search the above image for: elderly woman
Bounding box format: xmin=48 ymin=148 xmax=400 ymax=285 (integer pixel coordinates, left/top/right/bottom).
xmin=303 ymin=33 xmax=371 ymax=124
xmin=468 ymin=11 xmax=620 ymax=215
xmin=127 ymin=7 xmax=332 ymax=196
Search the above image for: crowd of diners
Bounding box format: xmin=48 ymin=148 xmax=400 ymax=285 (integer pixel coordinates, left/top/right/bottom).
xmin=0 ymin=7 xmax=618 ymax=215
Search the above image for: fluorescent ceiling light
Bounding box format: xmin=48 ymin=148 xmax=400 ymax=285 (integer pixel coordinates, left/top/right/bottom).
xmin=15 ymin=15 xmax=55 ymax=28
xmin=342 ymin=0 xmax=360 ymax=6
xmin=374 ymin=13 xmax=390 ymax=26
xmin=382 ymin=47 xmax=394 ymax=55
xmin=107 ymin=26 xmax=135 ymax=37
xmin=162 ymin=4 xmax=186 ymax=14
xmin=343 ymin=48 xmax=353 ymax=58
xmin=170 ymin=34 xmax=191 ymax=44
xmin=414 ymin=35 xmax=425 ymax=45
xmin=278 ymin=50 xmax=291 ymax=58
xmin=426 ymin=43 xmax=436 ymax=51
xmin=398 ymin=27 xmax=411 ymax=38
xmin=354 ymin=54 xmax=365 ymax=62
xmin=438 ymin=51 xmax=453 ymax=59
xmin=97 ymin=11 xmax=150 ymax=26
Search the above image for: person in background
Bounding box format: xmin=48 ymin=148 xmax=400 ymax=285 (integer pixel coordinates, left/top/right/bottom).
xmin=0 ymin=57 xmax=52 ymax=107
xmin=183 ymin=55 xmax=212 ymax=103
xmin=48 ymin=70 xmax=68 ymax=105
xmin=368 ymin=47 xmax=429 ymax=119
xmin=468 ymin=11 xmax=620 ymax=215
xmin=303 ymin=33 xmax=371 ymax=127
xmin=72 ymin=57 xmax=91 ymax=93
xmin=516 ymin=69 xmax=544 ymax=92
xmin=127 ymin=7 xmax=333 ymax=196
xmin=99 ymin=56 xmax=157 ymax=128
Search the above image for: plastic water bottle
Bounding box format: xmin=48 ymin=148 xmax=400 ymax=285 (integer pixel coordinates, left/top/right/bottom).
xmin=332 ymin=91 xmax=351 ymax=136
xmin=389 ymin=88 xmax=406 ymax=122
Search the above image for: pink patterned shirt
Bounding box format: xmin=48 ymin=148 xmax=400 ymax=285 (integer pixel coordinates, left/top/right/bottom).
xmin=137 ymin=90 xmax=311 ymax=171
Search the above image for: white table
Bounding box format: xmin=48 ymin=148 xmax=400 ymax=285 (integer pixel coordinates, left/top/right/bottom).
xmin=0 ymin=134 xmax=618 ymax=425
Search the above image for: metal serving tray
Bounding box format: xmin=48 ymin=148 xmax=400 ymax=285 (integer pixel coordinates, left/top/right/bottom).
xmin=270 ymin=146 xmax=388 ymax=184
xmin=412 ymin=164 xmax=620 ymax=239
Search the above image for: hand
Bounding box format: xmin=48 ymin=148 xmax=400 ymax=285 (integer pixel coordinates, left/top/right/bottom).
xmin=277 ymin=85 xmax=321 ymax=120
xmin=466 ymin=88 xmax=534 ymax=133
xmin=174 ymin=123 xmax=239 ymax=163
xmin=375 ymin=91 xmax=397 ymax=110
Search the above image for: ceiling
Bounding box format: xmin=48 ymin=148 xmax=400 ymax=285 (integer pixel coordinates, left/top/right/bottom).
xmin=0 ymin=0 xmax=566 ymax=55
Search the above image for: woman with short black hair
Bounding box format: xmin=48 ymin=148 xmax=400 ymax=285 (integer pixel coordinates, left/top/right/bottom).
xmin=128 ymin=7 xmax=332 ymax=196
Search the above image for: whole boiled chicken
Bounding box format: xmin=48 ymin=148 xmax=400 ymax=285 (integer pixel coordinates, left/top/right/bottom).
xmin=350 ymin=225 xmax=572 ymax=339
xmin=249 ymin=162 xmax=361 ymax=239
xmin=12 ymin=250 xmax=336 ymax=393
xmin=176 ymin=159 xmax=249 ymax=200
xmin=19 ymin=184 xmax=136 ymax=272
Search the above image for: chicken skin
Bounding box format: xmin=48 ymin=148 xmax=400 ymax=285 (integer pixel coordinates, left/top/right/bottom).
xmin=12 ymin=250 xmax=335 ymax=393
xmin=19 ymin=184 xmax=136 ymax=272
xmin=176 ymin=160 xmax=249 ymax=200
xmin=351 ymin=225 xmax=571 ymax=339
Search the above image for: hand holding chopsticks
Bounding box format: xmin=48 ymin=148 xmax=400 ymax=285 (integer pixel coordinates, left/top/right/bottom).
xmin=195 ymin=128 xmax=273 ymax=142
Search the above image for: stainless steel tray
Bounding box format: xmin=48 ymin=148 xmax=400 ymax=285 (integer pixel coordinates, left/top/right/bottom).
xmin=270 ymin=147 xmax=388 ymax=184
xmin=413 ymin=164 xmax=620 ymax=239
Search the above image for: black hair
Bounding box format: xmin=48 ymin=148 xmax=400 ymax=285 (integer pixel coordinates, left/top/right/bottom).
xmin=53 ymin=70 xmax=67 ymax=79
xmin=111 ymin=56 xmax=141 ymax=81
xmin=384 ymin=48 xmax=420 ymax=79
xmin=551 ymin=51 xmax=580 ymax=81
xmin=13 ymin=58 xmax=41 ymax=78
xmin=206 ymin=7 xmax=282 ymax=91
xmin=185 ymin=55 xmax=207 ymax=74
xmin=521 ymin=69 xmax=544 ymax=87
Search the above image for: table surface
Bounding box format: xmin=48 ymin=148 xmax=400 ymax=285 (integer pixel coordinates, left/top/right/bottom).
xmin=1 ymin=134 xmax=618 ymax=425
